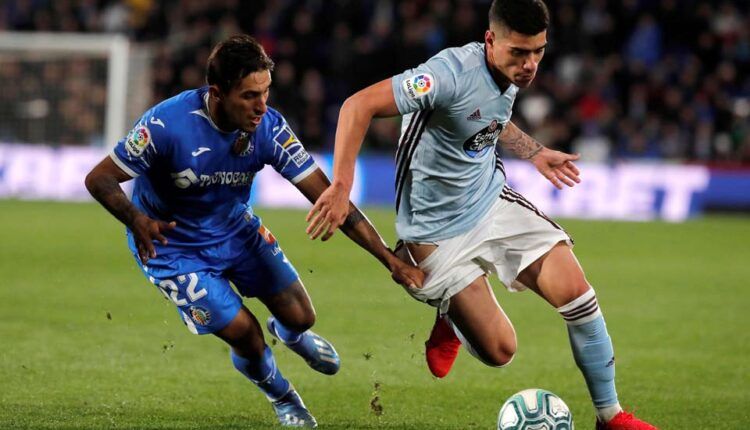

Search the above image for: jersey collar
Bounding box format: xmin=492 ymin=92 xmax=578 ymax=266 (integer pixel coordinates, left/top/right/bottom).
xmin=189 ymin=89 xmax=237 ymax=134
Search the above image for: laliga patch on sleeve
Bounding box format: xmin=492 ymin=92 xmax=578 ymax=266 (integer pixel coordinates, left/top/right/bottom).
xmin=401 ymin=73 xmax=433 ymax=99
xmin=125 ymin=125 xmax=152 ymax=157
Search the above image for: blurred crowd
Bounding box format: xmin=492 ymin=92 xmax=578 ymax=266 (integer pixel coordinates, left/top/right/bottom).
xmin=1 ymin=0 xmax=749 ymax=163
xmin=0 ymin=55 xmax=108 ymax=146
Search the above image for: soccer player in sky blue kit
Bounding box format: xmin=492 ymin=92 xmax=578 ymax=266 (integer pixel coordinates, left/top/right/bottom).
xmin=307 ymin=1 xmax=657 ymax=429
xmin=85 ymin=35 xmax=422 ymax=428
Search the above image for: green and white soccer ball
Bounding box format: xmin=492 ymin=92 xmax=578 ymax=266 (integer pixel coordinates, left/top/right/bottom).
xmin=497 ymin=388 xmax=574 ymax=430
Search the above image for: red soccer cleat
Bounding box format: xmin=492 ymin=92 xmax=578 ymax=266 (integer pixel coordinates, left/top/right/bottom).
xmin=425 ymin=314 xmax=461 ymax=378
xmin=596 ymin=411 xmax=658 ymax=430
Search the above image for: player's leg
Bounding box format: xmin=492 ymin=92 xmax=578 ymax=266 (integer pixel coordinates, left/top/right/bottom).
xmin=258 ymin=280 xmax=340 ymax=375
xmin=446 ymin=274 xmax=517 ymax=368
xmin=231 ymin=222 xmax=339 ymax=375
xmin=215 ymin=305 xmax=317 ymax=428
xmin=214 ymin=305 xmax=290 ymax=401
xmin=518 ymin=243 xmax=657 ymax=429
xmin=258 ymin=279 xmax=315 ymax=340
xmin=402 ymin=242 xmax=516 ymax=377
xmin=144 ymin=264 xmax=316 ymax=428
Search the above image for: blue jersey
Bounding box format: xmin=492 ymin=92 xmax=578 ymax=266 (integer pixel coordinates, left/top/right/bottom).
xmin=110 ymin=87 xmax=317 ymax=253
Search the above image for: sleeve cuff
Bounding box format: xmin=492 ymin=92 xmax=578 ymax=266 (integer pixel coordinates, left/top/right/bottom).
xmin=109 ymin=150 xmax=139 ymax=178
xmin=391 ymin=75 xmax=408 ymax=115
xmin=289 ymin=163 xmax=318 ymax=184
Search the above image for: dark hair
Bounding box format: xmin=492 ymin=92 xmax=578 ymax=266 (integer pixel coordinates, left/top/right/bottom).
xmin=206 ymin=34 xmax=274 ymax=93
xmin=489 ymin=0 xmax=550 ymax=36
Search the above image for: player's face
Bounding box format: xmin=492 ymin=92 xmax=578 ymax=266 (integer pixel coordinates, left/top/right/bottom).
xmin=223 ymin=69 xmax=272 ymax=132
xmin=485 ymin=25 xmax=547 ymax=88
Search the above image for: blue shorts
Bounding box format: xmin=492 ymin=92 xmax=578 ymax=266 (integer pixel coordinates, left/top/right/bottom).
xmin=133 ymin=217 xmax=299 ymax=335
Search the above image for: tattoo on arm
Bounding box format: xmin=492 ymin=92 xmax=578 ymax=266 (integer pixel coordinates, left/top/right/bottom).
xmin=499 ymin=121 xmax=543 ymax=159
xmin=339 ymin=205 xmax=396 ymax=270
xmin=88 ymin=175 xmax=141 ymax=227
xmin=342 ymin=207 xmax=366 ymax=230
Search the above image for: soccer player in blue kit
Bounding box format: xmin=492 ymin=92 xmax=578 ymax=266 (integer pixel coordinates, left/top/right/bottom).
xmin=307 ymin=1 xmax=657 ymax=429
xmin=85 ymin=35 xmax=423 ymax=428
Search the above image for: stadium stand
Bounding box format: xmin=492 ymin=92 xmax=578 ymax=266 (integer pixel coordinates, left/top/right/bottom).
xmin=1 ymin=0 xmax=748 ymax=163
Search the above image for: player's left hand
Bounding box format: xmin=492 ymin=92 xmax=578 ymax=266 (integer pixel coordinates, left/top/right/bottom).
xmin=306 ymin=182 xmax=350 ymax=240
xmin=529 ymin=147 xmax=581 ymax=189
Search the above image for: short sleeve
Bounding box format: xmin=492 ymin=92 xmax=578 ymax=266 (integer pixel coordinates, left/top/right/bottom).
xmin=391 ymin=57 xmax=457 ymax=115
xmin=264 ymin=114 xmax=318 ymax=184
xmin=110 ymin=115 xmax=169 ymax=177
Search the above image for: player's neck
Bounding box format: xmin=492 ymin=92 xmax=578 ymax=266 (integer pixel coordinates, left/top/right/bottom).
xmin=207 ymin=96 xmax=237 ymax=133
xmin=484 ymin=48 xmax=512 ymax=93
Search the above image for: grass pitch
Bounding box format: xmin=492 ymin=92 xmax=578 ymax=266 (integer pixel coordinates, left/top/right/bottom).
xmin=1 ymin=201 xmax=748 ymax=429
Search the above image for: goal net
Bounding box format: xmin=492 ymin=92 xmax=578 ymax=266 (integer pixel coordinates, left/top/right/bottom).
xmin=0 ymin=31 xmax=153 ymax=148
xmin=0 ymin=32 xmax=151 ymax=200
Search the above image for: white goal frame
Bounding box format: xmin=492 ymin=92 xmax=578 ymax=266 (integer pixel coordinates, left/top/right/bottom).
xmin=0 ymin=31 xmax=130 ymax=148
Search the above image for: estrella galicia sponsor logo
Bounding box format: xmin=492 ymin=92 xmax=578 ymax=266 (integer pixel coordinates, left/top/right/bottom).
xmin=463 ymin=119 xmax=504 ymax=158
xmin=189 ymin=306 xmax=211 ymax=326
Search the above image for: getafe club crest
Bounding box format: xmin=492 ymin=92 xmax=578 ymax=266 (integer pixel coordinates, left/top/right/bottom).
xmin=232 ymin=131 xmax=253 ymax=156
xmin=189 ymin=306 xmax=212 ymax=326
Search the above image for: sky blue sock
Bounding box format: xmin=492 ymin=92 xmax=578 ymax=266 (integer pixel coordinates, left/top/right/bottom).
xmin=558 ymin=289 xmax=619 ymax=408
xmin=272 ymin=318 xmax=303 ymax=344
xmin=231 ymin=345 xmax=291 ymax=401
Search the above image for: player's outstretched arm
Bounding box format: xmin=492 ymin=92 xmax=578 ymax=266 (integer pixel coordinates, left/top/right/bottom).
xmin=306 ymin=78 xmax=401 ymax=239
xmin=499 ymin=121 xmax=581 ymax=189
xmin=85 ymin=157 xmax=175 ymax=263
xmin=296 ymin=168 xmax=424 ymax=289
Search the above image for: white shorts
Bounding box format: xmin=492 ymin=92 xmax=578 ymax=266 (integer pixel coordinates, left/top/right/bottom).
xmin=400 ymin=186 xmax=572 ymax=314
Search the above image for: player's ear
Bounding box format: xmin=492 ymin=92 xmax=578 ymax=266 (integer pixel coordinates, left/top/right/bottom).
xmin=485 ymin=29 xmax=494 ymax=47
xmin=208 ymin=85 xmax=222 ymax=101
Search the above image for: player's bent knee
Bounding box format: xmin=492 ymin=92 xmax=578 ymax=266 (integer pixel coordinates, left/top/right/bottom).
xmin=278 ymin=311 xmax=316 ymax=333
xmin=494 ymin=339 xmax=517 ymax=367
xmin=470 ymin=338 xmax=516 ymax=368
xmin=294 ymin=313 xmax=315 ymax=332
xmin=479 ymin=347 xmax=515 ymax=368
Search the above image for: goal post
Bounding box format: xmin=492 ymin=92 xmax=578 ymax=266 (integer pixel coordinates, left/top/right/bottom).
xmin=0 ymin=31 xmax=134 ymax=148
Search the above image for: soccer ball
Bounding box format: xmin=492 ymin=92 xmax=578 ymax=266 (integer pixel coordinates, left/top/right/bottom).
xmin=497 ymin=388 xmax=574 ymax=430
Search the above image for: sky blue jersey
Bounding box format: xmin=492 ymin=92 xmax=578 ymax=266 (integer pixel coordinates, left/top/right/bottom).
xmin=391 ymin=42 xmax=518 ymax=242
xmin=110 ymin=87 xmax=317 ymax=251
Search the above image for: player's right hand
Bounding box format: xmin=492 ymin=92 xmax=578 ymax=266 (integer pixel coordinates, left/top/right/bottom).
xmin=130 ymin=213 xmax=176 ymax=264
xmin=391 ymin=261 xmax=425 ymax=290
xmin=306 ymin=183 xmax=350 ymax=240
